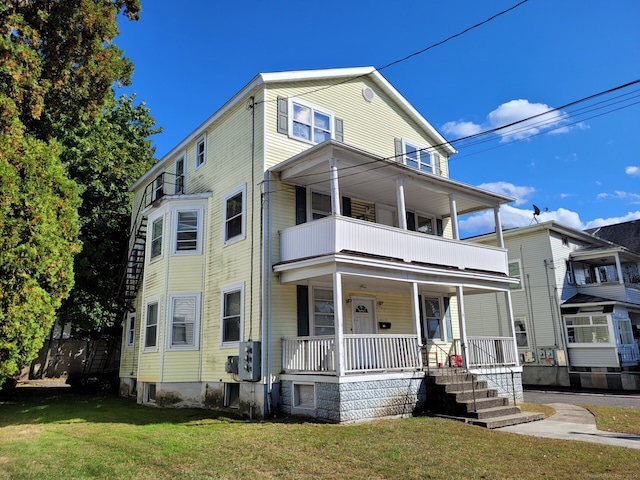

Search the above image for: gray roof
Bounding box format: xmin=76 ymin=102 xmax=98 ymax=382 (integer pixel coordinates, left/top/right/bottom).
xmin=586 ymin=220 xmax=640 ymax=254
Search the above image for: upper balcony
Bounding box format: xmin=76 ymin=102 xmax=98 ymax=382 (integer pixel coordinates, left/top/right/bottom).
xmin=279 ymin=214 xmax=509 ymax=276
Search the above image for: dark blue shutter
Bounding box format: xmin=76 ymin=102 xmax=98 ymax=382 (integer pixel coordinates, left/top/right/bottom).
xmin=277 ymin=96 xmax=288 ymax=134
xmin=418 ymin=294 xmax=425 ymax=342
xmin=444 ymin=297 xmax=453 ymax=342
xmin=335 ymin=118 xmax=344 ymax=142
xmin=406 ymin=212 xmax=416 ymax=231
xmin=295 ymin=186 xmax=307 ymax=225
xmin=296 ymin=285 xmax=309 ymax=336
xmin=436 ymin=219 xmax=443 ymax=237
xmin=342 ymin=196 xmax=351 ymax=217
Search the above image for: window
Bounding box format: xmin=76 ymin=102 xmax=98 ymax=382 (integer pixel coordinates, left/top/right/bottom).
xmin=221 ymin=284 xmax=243 ymax=345
xmin=145 ymin=301 xmax=159 ymax=349
xmin=150 ymin=217 xmax=163 ymax=259
xmin=565 ymin=315 xmax=610 ymax=343
xmin=313 ymin=288 xmax=335 ymax=336
xmin=403 ymin=140 xmax=432 ymax=173
xmin=195 ymin=136 xmax=206 ymax=169
xmin=293 ymin=383 xmax=315 ymax=409
xmin=566 ymin=260 xmax=575 ymax=284
xmin=152 ymin=174 xmax=164 ymax=202
xmin=311 ymin=191 xmax=331 ymax=220
xmin=168 ymin=294 xmax=200 ymax=349
xmin=175 ymin=210 xmax=199 ymax=252
xmin=514 ymin=317 xmax=528 ymax=348
xmin=224 ymin=383 xmax=240 ymax=408
xmin=126 ymin=313 xmax=136 ymax=347
xmin=175 ymin=156 xmax=185 ymax=194
xmin=223 ymin=185 xmax=246 ymax=244
xmin=145 ymin=383 xmax=156 ymax=403
xmin=406 ymin=211 xmax=438 ymax=235
xmin=291 ymin=100 xmax=333 ymax=144
xmin=508 ymin=260 xmax=523 ymax=291
xmin=422 ymin=297 xmax=443 ymax=341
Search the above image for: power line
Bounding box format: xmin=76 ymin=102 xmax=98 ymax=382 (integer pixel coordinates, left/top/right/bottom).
xmin=255 ymin=0 xmax=530 ymax=105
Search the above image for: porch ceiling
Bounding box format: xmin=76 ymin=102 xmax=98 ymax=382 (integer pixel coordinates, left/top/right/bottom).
xmin=270 ymin=141 xmax=514 ymax=217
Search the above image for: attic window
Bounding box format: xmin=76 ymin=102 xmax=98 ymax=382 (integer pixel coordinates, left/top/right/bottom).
xmin=277 ymin=97 xmax=343 ymax=144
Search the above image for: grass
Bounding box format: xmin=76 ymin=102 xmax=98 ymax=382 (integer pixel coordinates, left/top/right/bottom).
xmin=0 ymin=387 xmax=639 ymax=480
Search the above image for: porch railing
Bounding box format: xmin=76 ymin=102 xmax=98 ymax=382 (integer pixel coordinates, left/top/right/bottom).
xmin=281 ymin=335 xmax=421 ymax=374
xmin=618 ymin=342 xmax=640 ymax=364
xmin=467 ymin=337 xmax=518 ymax=367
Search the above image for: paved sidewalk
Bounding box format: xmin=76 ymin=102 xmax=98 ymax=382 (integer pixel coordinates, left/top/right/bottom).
xmin=498 ymin=403 xmax=640 ymax=449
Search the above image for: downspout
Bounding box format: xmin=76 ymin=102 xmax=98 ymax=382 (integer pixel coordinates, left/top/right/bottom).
xmin=543 ymin=259 xmax=560 ymax=347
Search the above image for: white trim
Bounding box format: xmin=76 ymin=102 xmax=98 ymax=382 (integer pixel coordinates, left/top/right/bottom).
xmin=220 ymin=282 xmax=245 ymax=348
xmin=514 ymin=316 xmax=529 ymax=349
xmin=174 ymin=153 xmax=186 ymax=194
xmin=171 ymin=204 xmax=205 ymax=255
xmin=195 ymin=135 xmax=206 ymax=170
xmin=166 ymin=293 xmax=201 ymax=350
xmin=508 ymin=259 xmax=524 ymax=291
xmin=125 ymin=312 xmax=136 ymax=348
xmin=310 ymin=285 xmax=335 ymax=337
xmin=147 ymin=212 xmax=165 ymax=263
xmin=401 ymin=138 xmax=433 ymax=173
xmin=223 ymin=184 xmax=247 ymax=246
xmin=288 ymin=97 xmax=335 ymax=145
xmin=143 ymin=297 xmax=161 ymax=352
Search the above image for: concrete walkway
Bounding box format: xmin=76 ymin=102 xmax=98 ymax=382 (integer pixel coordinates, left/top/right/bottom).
xmin=498 ymin=403 xmax=640 ymax=449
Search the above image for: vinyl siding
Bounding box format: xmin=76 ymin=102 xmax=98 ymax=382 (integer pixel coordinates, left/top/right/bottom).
xmin=264 ymin=78 xmax=450 ymax=175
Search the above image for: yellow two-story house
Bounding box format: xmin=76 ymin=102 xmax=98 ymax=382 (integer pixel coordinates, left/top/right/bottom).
xmin=119 ymin=67 xmax=523 ymax=423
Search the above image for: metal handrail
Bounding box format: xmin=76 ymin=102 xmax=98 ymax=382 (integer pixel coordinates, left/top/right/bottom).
xmin=467 ymin=340 xmax=517 ymax=406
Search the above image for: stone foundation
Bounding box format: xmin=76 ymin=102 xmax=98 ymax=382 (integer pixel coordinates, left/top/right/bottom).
xmin=280 ymin=373 xmax=426 ymax=423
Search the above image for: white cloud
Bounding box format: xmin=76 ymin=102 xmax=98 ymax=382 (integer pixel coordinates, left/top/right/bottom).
xmin=441 ymin=120 xmax=483 ymax=138
xmin=559 ymin=193 xmax=574 ymax=199
xmin=476 ymin=181 xmax=535 ymax=206
xmin=442 ymin=99 xmax=579 ymax=143
xmin=597 ymin=190 xmax=640 ymax=202
xmin=625 ymin=166 xmax=640 ymax=176
xmin=460 ymin=203 xmax=640 ymax=238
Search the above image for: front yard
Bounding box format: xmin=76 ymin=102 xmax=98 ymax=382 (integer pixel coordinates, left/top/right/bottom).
xmin=0 ymin=386 xmax=638 ymax=479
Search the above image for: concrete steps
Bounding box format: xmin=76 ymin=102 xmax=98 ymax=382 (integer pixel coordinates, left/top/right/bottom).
xmin=423 ymin=370 xmax=544 ymax=429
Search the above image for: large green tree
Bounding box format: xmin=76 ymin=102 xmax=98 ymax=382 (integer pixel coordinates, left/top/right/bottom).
xmin=0 ymin=0 xmax=145 ymax=383
xmin=57 ymin=94 xmax=158 ymax=335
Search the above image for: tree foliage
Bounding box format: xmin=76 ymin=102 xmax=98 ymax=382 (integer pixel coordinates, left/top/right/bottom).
xmin=0 ymin=115 xmax=80 ymax=379
xmin=57 ymin=94 xmax=159 ymax=334
xmin=0 ymin=0 xmax=145 ymax=382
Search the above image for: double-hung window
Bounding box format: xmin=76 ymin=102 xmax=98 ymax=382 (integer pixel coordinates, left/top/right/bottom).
xmin=175 ymin=155 xmax=185 ymax=194
xmin=514 ymin=317 xmax=528 ymax=348
xmin=221 ymin=283 xmax=243 ymax=345
xmin=313 ymin=288 xmax=335 ymax=336
xmin=126 ymin=313 xmax=136 ymax=347
xmin=311 ymin=191 xmax=331 ymax=220
xmin=291 ymin=100 xmax=333 ymax=144
xmin=175 ymin=210 xmax=199 ymax=252
xmin=223 ymin=185 xmax=246 ymax=245
xmin=508 ymin=260 xmax=523 ymax=291
xmin=403 ymin=140 xmax=432 ymax=173
xmin=145 ymin=301 xmax=159 ymax=349
xmin=422 ymin=297 xmax=443 ymax=342
xmin=150 ymin=217 xmax=163 ymax=260
xmin=169 ymin=294 xmax=200 ymax=349
xmin=195 ymin=136 xmax=206 ymax=169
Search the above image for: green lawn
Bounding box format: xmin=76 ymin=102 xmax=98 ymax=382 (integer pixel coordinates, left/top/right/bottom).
xmin=0 ymin=387 xmax=638 ymax=480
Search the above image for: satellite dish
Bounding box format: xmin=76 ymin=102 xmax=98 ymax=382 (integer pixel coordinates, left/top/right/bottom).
xmin=533 ymin=204 xmax=541 ymax=216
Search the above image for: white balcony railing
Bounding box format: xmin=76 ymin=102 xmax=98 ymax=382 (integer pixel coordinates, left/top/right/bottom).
xmin=618 ymin=342 xmax=640 ymax=365
xmin=282 ymin=335 xmax=421 ymax=374
xmin=282 ymin=335 xmax=519 ymax=374
xmin=280 ymin=216 xmax=508 ymax=275
xmin=467 ymin=337 xmax=518 ymax=367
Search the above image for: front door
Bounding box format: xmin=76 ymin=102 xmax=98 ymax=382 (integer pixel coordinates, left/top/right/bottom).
xmin=352 ymin=298 xmax=376 ymax=334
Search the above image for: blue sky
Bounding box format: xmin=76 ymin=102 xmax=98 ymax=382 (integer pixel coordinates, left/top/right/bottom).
xmin=115 ymin=0 xmax=640 ymax=237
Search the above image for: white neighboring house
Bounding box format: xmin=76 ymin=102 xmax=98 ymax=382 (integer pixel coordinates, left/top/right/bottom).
xmin=118 ymin=67 xmax=525 ymax=423
xmin=466 ymin=221 xmax=640 ymax=391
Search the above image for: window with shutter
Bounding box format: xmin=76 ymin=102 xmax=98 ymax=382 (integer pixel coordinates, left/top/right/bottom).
xmin=285 ymin=98 xmax=335 ymax=144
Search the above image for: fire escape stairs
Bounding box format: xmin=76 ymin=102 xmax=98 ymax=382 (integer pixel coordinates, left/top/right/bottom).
xmin=122 ymin=217 xmax=147 ymax=310
xmin=423 ymin=370 xmax=545 ymax=429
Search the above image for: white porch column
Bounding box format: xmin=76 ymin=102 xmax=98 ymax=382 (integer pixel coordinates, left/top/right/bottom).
xmin=615 ymin=255 xmax=624 ymax=284
xmin=456 ymin=286 xmax=469 ymax=369
xmin=330 ymin=158 xmax=341 ymax=215
xmin=333 ymin=272 xmax=345 ymax=376
xmin=494 ymin=206 xmax=504 ymax=248
xmin=504 ymin=290 xmax=520 ymax=366
xmin=411 ymin=282 xmax=423 ymax=368
xmin=396 ymin=177 xmax=407 ymax=230
xmin=449 ymin=194 xmax=459 ymax=240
